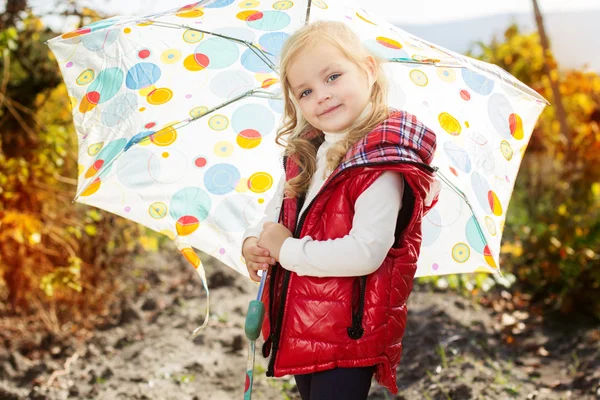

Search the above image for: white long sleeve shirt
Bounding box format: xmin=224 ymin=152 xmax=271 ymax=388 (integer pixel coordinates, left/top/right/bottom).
xmin=241 ymin=129 xmax=405 ymax=278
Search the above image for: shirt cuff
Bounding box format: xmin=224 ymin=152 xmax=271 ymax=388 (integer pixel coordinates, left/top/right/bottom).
xmin=279 ymin=236 xmax=310 ymax=274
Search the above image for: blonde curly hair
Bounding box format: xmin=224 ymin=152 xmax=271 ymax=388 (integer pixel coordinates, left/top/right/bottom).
xmin=275 ymin=20 xmax=390 ymax=199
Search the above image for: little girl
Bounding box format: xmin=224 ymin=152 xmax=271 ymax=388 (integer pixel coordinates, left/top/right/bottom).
xmin=242 ymin=21 xmax=439 ymax=399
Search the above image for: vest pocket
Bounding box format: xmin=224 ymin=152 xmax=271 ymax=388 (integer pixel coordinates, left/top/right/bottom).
xmin=347 ymin=276 xmax=367 ymax=339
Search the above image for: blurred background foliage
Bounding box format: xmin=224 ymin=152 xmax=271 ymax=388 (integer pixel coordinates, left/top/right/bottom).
xmin=0 ymin=4 xmax=598 ymax=337
xmin=0 ymin=9 xmax=164 ymax=333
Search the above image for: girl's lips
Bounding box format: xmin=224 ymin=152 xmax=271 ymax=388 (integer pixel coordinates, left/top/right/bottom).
xmin=321 ymin=105 xmax=341 ymax=116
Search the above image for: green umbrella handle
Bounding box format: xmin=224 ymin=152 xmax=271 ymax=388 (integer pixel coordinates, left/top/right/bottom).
xmin=245 ymin=300 xmax=265 ymax=340
xmin=244 ymin=202 xmax=279 ymax=399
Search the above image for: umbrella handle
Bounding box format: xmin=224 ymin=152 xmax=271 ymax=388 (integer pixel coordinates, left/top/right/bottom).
xmin=243 ymin=192 xmax=283 ymax=398
xmin=245 ymin=300 xmax=265 ymax=340
xmin=243 ymin=302 xmax=264 ymax=400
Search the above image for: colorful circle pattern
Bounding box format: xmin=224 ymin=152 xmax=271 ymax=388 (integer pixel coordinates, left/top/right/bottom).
xmin=452 ymin=243 xmax=470 ymax=263
xmin=204 ymin=164 xmax=241 ymax=195
xmin=246 ymin=11 xmax=291 ymax=31
xmin=76 ymin=69 xmax=95 ymax=85
xmin=209 ymin=115 xmax=229 ymax=131
xmin=247 ymin=172 xmax=273 ymax=193
xmin=53 ymin=2 xmax=544 ymax=278
xmin=183 ymin=30 xmax=204 ymax=44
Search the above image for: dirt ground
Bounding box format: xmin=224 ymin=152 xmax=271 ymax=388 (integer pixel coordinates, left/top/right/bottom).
xmin=1 ymin=245 xmax=599 ymax=400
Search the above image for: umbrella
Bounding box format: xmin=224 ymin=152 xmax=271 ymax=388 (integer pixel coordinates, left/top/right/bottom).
xmin=47 ymin=0 xmax=548 ymax=397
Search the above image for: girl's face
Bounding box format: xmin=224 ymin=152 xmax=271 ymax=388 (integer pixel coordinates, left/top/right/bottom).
xmin=287 ymin=41 xmax=376 ymax=133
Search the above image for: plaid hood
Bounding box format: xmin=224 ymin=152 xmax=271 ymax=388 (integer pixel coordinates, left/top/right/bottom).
xmin=338 ymin=108 xmax=437 ymax=172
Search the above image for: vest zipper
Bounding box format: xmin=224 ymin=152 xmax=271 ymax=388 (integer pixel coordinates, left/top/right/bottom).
xmin=265 ymin=159 xmax=434 ymax=376
xmin=265 ymin=269 xmax=291 ymax=376
xmin=348 ymin=275 xmax=368 ymax=339
xmin=263 ymin=155 xmax=287 ymax=364
xmin=261 ymin=261 xmax=278 ymax=358
xmin=266 ymin=169 xmax=304 ymax=376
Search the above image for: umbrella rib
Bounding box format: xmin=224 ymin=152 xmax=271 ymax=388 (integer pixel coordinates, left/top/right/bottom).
xmin=246 ymin=45 xmax=278 ymax=75
xmin=186 ymin=89 xmax=280 ymax=123
xmin=73 ymin=87 xmax=281 ymax=201
xmin=435 ymin=170 xmax=502 ymax=275
xmin=388 ymin=58 xmax=463 ymax=69
xmin=435 ymin=169 xmax=467 ymax=199
xmin=147 ymin=21 xmax=279 ymax=74
xmin=399 ymin=33 xmax=462 ymax=64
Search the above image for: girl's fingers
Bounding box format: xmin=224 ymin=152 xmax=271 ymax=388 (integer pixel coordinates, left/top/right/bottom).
xmin=247 ymin=263 xmax=259 ymax=282
xmin=251 ymin=246 xmax=270 ymax=258
xmin=247 ymin=262 xmax=269 ymax=282
xmin=248 ymin=255 xmax=275 ymax=265
xmin=248 ymin=261 xmax=269 ymax=271
xmin=248 ymin=269 xmax=261 ymax=283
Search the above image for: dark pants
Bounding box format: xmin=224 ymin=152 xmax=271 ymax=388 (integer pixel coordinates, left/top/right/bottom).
xmin=294 ymin=366 xmax=375 ymax=400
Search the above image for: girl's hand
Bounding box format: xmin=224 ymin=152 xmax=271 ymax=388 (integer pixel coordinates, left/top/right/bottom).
xmin=257 ymin=222 xmax=293 ymax=262
xmin=242 ymin=237 xmax=276 ymax=282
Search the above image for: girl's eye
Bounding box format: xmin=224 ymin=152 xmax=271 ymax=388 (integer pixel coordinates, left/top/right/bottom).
xmin=300 ymin=89 xmax=311 ymax=98
xmin=327 ymin=73 xmax=341 ymax=83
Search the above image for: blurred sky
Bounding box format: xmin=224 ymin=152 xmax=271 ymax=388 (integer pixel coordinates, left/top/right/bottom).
xmin=21 ymin=0 xmax=600 ymax=25
xmin=11 ymin=0 xmax=600 ymax=70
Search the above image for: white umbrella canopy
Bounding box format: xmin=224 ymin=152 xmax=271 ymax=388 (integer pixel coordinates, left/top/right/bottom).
xmin=47 ymin=0 xmax=548 ymax=316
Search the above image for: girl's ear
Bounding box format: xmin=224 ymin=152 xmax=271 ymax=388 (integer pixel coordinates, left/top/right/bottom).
xmin=365 ymin=55 xmax=378 ymax=87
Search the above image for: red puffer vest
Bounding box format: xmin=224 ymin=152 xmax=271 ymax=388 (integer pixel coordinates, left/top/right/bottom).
xmin=261 ymin=109 xmax=438 ymax=394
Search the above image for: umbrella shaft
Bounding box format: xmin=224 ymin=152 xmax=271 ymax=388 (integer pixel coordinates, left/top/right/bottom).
xmin=244 ymin=341 xmax=256 ymax=400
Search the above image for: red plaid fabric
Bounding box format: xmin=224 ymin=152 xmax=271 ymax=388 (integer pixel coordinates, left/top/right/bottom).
xmin=339 ymin=108 xmax=437 ymax=172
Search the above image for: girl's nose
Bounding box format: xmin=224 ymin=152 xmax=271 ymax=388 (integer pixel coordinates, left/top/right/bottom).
xmin=317 ymin=91 xmax=332 ymax=104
